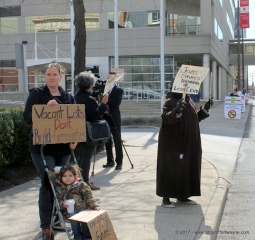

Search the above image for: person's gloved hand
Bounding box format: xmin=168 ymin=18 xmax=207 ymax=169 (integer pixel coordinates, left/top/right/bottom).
xmin=175 ymin=98 xmax=187 ymax=114
xmin=204 ymin=97 xmax=214 ymax=111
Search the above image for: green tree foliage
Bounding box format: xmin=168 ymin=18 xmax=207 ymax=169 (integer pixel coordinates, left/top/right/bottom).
xmin=0 ymin=107 xmax=30 ymax=171
xmin=0 ymin=110 xmax=14 ymax=169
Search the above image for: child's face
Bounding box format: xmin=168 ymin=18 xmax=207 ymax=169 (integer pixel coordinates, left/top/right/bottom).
xmin=61 ymin=170 xmax=75 ymax=185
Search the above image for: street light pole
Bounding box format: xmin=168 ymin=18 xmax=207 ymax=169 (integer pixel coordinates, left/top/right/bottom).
xmin=114 ymin=0 xmax=119 ymax=68
xmin=241 ymin=28 xmax=245 ymax=91
xmin=160 ymin=0 xmax=165 ymax=113
xmin=70 ymin=0 xmax=75 ymax=95
xmin=237 ymin=0 xmax=241 ymax=88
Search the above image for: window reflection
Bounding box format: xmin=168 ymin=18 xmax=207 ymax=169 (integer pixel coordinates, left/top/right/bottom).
xmin=0 ymin=68 xmax=18 ymax=92
xmin=0 ymin=18 xmax=18 ymax=34
xmin=112 ymin=56 xmax=174 ymax=98
xmin=108 ymin=11 xmax=161 ymax=29
xmin=26 ymin=13 xmax=99 ymax=33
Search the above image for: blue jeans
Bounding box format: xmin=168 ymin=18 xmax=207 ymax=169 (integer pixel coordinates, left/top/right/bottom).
xmin=69 ymin=212 xmax=91 ymax=240
xmin=31 ymin=152 xmax=70 ymax=229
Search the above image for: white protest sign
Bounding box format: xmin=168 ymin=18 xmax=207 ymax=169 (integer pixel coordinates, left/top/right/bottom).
xmin=110 ymin=68 xmax=125 ymax=82
xmin=103 ymin=73 xmax=124 ymax=95
xmin=172 ymin=65 xmax=209 ymax=94
xmin=224 ymin=96 xmax=242 ymax=120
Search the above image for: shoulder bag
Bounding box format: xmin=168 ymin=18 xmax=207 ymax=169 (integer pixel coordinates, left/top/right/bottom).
xmin=86 ymin=120 xmax=111 ymax=145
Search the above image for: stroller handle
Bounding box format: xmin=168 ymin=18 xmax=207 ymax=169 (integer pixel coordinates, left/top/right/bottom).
xmin=40 ymin=144 xmax=77 ymax=168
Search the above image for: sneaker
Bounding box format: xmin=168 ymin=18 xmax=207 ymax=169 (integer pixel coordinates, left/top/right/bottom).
xmin=161 ymin=199 xmax=175 ymax=208
xmin=177 ymin=199 xmax=197 ymax=205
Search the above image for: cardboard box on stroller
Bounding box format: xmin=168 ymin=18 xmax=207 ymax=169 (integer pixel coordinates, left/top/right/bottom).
xmin=69 ymin=210 xmax=117 ymax=240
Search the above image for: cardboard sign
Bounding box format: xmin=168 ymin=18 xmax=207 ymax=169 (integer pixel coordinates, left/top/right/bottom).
xmin=32 ymin=104 xmax=86 ymax=144
xmin=172 ymin=65 xmax=209 ymax=94
xmin=224 ymin=97 xmax=242 ymax=119
xmin=69 ymin=210 xmax=118 ymax=240
xmin=103 ymin=73 xmax=124 ymax=95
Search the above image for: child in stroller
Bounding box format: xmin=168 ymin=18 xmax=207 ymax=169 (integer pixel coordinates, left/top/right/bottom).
xmin=55 ymin=164 xmax=100 ymax=240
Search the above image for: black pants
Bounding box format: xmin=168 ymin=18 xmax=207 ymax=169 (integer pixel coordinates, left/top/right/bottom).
xmin=105 ymin=127 xmax=123 ymax=166
xmin=76 ymin=143 xmax=95 ymax=183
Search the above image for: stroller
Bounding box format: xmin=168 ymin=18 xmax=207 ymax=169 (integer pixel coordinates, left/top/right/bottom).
xmin=40 ymin=144 xmax=76 ymax=240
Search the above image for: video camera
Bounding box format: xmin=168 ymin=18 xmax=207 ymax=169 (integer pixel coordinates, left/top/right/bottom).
xmin=91 ymin=79 xmax=107 ymax=98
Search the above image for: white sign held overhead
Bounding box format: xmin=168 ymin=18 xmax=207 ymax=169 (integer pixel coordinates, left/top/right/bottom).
xmin=172 ymin=65 xmax=209 ymax=94
xmin=103 ymin=73 xmax=124 ymax=95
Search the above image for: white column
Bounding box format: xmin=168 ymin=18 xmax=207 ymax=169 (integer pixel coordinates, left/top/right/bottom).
xmin=212 ymin=61 xmax=217 ymax=100
xmin=160 ymin=0 xmax=165 ymax=112
xmin=218 ymin=66 xmax=222 ymax=100
xmin=202 ymin=54 xmax=210 ymax=99
xmin=70 ymin=0 xmax=75 ymax=95
xmin=114 ymin=0 xmax=119 ymax=68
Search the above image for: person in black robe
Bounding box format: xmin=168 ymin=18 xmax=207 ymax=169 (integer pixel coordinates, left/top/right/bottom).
xmin=156 ymin=91 xmax=213 ymax=208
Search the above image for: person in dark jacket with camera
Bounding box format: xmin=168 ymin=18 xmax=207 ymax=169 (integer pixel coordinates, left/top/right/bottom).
xmin=74 ymin=71 xmax=108 ymax=190
xmin=103 ymin=84 xmax=124 ymax=170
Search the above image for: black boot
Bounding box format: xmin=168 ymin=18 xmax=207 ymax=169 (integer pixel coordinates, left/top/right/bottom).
xmin=103 ymin=161 xmax=115 ymax=168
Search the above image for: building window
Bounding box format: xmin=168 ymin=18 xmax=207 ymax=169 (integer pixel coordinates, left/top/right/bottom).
xmin=26 ymin=13 xmax=99 ymax=33
xmin=0 ymin=5 xmax=21 ymax=17
xmin=0 ymin=17 xmax=18 ymax=34
xmin=214 ymin=18 xmax=223 ymax=43
xmin=152 ymin=11 xmax=160 ymax=23
xmin=108 ymin=10 xmax=160 ymax=29
xmin=167 ymin=14 xmax=201 ymax=36
xmin=111 ymin=56 xmax=174 ymax=99
xmin=27 ymin=67 xmax=45 ymax=91
xmin=0 ymin=68 xmax=19 ymax=92
xmin=226 ymin=12 xmax=234 ymax=38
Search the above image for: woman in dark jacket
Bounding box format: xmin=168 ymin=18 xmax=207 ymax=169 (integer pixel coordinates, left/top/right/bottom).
xmin=74 ymin=71 xmax=108 ymax=190
xmin=23 ymin=62 xmax=76 ymax=238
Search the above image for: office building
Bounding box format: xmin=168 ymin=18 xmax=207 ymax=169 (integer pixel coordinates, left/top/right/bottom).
xmin=0 ymin=0 xmax=236 ymax=105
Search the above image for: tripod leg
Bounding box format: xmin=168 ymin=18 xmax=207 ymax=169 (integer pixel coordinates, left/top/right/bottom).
xmin=121 ymin=140 xmax=134 ymax=169
xmin=91 ymin=145 xmax=97 ymax=177
xmin=109 ymin=114 xmax=134 ymax=168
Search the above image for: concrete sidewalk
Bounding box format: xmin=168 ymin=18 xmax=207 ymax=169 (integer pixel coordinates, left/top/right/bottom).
xmin=0 ymin=101 xmax=252 ymax=240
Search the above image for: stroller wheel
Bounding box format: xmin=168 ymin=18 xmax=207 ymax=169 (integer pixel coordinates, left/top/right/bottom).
xmin=42 ymin=229 xmax=54 ymax=240
xmin=50 ymin=233 xmax=54 ymax=240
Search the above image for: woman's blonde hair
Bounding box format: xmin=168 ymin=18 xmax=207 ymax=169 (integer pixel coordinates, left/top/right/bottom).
xmin=44 ymin=62 xmax=66 ymax=75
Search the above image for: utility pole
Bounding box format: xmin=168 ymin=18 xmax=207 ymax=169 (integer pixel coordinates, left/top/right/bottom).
xmin=237 ymin=0 xmax=241 ymax=89
xmin=160 ymin=0 xmax=165 ymax=112
xmin=114 ymin=0 xmax=119 ymax=68
xmin=242 ymin=28 xmax=245 ymax=91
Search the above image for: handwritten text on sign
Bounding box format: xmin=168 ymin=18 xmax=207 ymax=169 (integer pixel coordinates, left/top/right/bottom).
xmin=172 ymin=65 xmax=209 ymax=94
xmin=32 ymin=104 xmax=86 ymax=144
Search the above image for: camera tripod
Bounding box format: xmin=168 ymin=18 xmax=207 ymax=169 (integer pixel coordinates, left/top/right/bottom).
xmin=91 ymin=111 xmax=134 ymax=176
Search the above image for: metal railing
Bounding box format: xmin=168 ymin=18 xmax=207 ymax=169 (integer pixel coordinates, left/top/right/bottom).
xmin=0 ymin=84 xmax=19 ymax=92
xmin=166 ymin=25 xmax=201 ymax=36
xmin=0 ymin=100 xmax=24 ymax=105
xmin=123 ymin=88 xmax=161 ymax=102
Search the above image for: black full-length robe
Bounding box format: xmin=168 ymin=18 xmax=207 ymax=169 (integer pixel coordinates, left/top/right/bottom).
xmin=156 ymin=92 xmax=209 ymax=199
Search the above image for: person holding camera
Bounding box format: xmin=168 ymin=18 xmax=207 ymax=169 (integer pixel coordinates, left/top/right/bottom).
xmin=156 ymin=90 xmax=213 ymax=208
xmin=74 ymin=71 xmax=109 ymax=190
xmin=103 ymin=84 xmax=124 ymax=170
